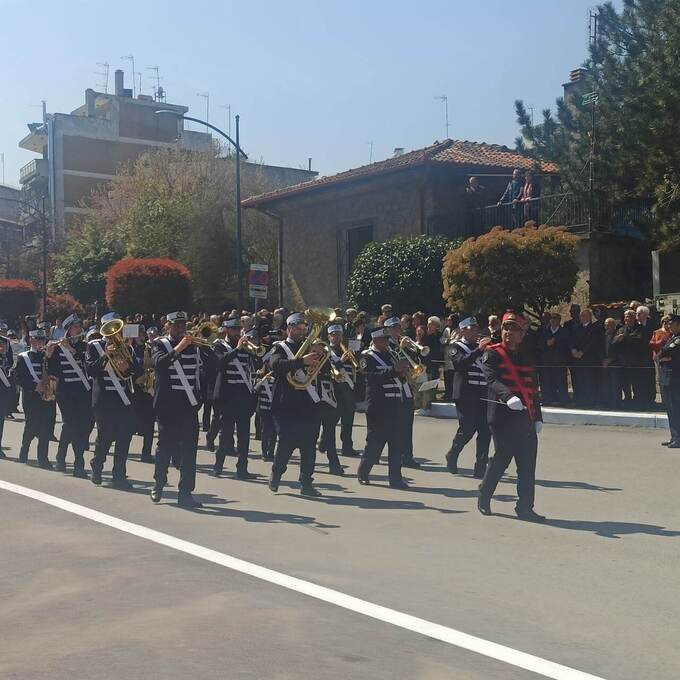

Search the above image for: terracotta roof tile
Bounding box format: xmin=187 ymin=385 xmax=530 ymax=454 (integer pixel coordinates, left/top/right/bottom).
xmin=242 ymin=139 xmax=558 ymax=208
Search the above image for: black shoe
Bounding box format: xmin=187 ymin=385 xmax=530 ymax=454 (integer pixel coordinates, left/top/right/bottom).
xmin=317 ymin=444 xmax=326 ymax=454
xmin=389 ymin=479 xmax=410 ymax=490
xmin=55 ymin=460 xmax=66 ymax=472
xmin=445 ymin=450 xmax=459 ymax=474
xmin=140 ymin=454 xmax=155 ymax=463
xmin=91 ymin=471 xmax=102 ymax=485
xmin=236 ymin=470 xmax=258 ymax=481
xmin=0 ymin=451 xmax=6 ymax=459
xmin=402 ymin=459 xmax=421 ymax=469
xmin=473 ymin=464 xmax=487 ymax=480
xmin=19 ymin=453 xmax=28 ymax=464
xmin=50 ymin=436 xmax=58 ymax=443
xmin=329 ymin=464 xmax=345 ymax=476
xmin=6 ymin=413 xmax=14 ymax=420
xmin=661 ymin=440 xmax=673 ymax=446
xmin=268 ymin=473 xmax=280 ymax=492
xmin=667 ymin=442 xmax=680 ymax=449
xmin=177 ymin=493 xmax=202 ymax=508
xmin=300 ymin=484 xmax=321 ymax=497
xmin=212 ymin=466 xmax=223 ymax=478
xmin=358 ymin=475 xmax=370 ymax=485
xmin=206 ymin=439 xmax=215 ymax=452
xmin=38 ymin=460 xmax=53 ymax=470
xmin=262 ymin=453 xmax=273 ymax=461
xmin=112 ymin=478 xmax=134 ymax=490
xmin=477 ymin=497 xmax=492 ymax=516
xmin=515 ymin=508 xmax=546 ymax=523
xmin=73 ymin=468 xmax=89 ymax=479
xmin=150 ymin=487 xmax=163 ymax=503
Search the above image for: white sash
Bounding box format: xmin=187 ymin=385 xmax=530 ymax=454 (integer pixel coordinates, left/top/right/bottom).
xmin=232 ymin=354 xmax=253 ymax=394
xmin=277 ymin=340 xmax=320 ymax=403
xmin=262 ymin=378 xmax=273 ymax=401
xmin=367 ymin=349 xmax=412 ymax=399
xmin=160 ymin=338 xmax=198 ymax=407
xmin=92 ymin=341 xmax=131 ymax=406
xmin=20 ymin=352 xmax=40 ymax=383
xmin=0 ymin=366 xmax=10 ymax=388
xmin=59 ymin=345 xmax=91 ymax=391
xmin=331 ymin=348 xmax=354 ymax=389
xmin=453 ymin=340 xmax=486 ymax=385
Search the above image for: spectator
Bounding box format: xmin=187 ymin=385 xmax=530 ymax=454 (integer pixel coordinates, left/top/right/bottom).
xmin=519 ymin=170 xmax=541 ymax=222
xmin=538 ymin=313 xmax=569 ymax=405
xmin=570 ymin=309 xmax=602 ymax=407
xmin=380 ymin=303 xmax=393 ymax=317
xmin=400 ymin=314 xmax=416 ymax=339
xmin=497 ymin=168 xmax=524 ymax=228
xmin=487 ymin=314 xmax=502 ymax=343
xmin=413 ymin=311 xmax=426 ymax=330
xmin=650 ymin=316 xmax=672 ymax=362
xmin=636 ymin=305 xmax=657 ymax=408
xmin=440 ymin=316 xmax=460 ymax=402
xmin=344 ymin=308 xmax=358 ymax=338
xmin=423 ymin=316 xmax=444 ymax=368
xmin=599 ymin=317 xmax=622 ymax=409
xmin=613 ymin=309 xmax=645 ymax=409
xmin=466 ymin=176 xmax=485 ymax=195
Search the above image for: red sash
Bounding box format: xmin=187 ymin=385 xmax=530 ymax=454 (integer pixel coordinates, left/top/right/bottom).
xmin=490 ymin=343 xmax=537 ymax=422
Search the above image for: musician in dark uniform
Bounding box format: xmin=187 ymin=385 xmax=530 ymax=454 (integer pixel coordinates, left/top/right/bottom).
xmin=268 ymin=312 xmax=324 ymax=497
xmin=132 ymin=326 xmax=156 ymax=463
xmin=254 ymin=349 xmax=276 ymax=461
xmin=15 ymin=329 xmax=54 ymax=468
xmin=477 ymin=312 xmax=545 ymax=522
xmin=47 ymin=313 xmax=93 ymax=478
xmin=385 ymin=315 xmax=421 ymax=469
xmin=657 ymin=314 xmax=680 ymax=448
xmin=0 ymin=333 xmax=14 ymax=455
xmin=150 ymin=311 xmax=215 ymax=508
xmin=326 ymin=323 xmax=360 ymax=457
xmin=212 ymin=319 xmax=257 ymax=479
xmin=357 ymin=327 xmax=411 ymax=488
xmin=314 ymin=335 xmax=344 ymax=476
xmin=444 ymin=317 xmax=492 ymax=478
xmin=87 ymin=312 xmax=143 ymax=488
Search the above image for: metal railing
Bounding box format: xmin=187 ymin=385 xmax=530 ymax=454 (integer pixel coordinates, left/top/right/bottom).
xmin=19 ymin=158 xmax=47 ymax=185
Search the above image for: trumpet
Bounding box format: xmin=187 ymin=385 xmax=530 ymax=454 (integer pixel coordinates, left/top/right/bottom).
xmin=340 ymin=341 xmax=359 ymax=370
xmin=242 ymin=338 xmax=266 ymax=357
xmin=400 ymin=335 xmax=430 ymax=357
xmin=100 ymin=318 xmax=135 ymax=381
xmin=187 ymin=321 xmax=218 ymax=347
xmin=391 ymin=336 xmax=428 ymax=380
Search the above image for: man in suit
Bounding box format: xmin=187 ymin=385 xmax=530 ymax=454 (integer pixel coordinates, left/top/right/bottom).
xmin=537 ymin=313 xmax=569 ymax=405
xmin=569 ymin=309 xmax=602 ymax=408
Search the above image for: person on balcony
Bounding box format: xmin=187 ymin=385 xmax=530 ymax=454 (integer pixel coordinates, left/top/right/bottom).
xmin=497 ymin=168 xmax=524 ymax=228
xmin=520 ymin=170 xmax=541 ymax=223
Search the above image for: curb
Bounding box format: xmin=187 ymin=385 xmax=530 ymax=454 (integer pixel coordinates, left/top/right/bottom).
xmin=426 ymin=403 xmax=669 ymax=429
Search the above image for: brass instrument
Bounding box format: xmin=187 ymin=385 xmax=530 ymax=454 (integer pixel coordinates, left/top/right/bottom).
xmin=340 ymin=341 xmax=359 ymax=370
xmin=187 ymin=321 xmax=218 ymax=347
xmin=39 ymin=352 xmax=56 ymax=402
xmin=401 ymin=335 xmax=430 ymax=357
xmin=243 ymin=338 xmax=266 ymax=357
xmin=286 ymin=307 xmax=336 ymax=390
xmin=100 ymin=318 xmax=135 ymax=381
xmin=391 ymin=337 xmax=427 ymax=380
xmin=138 ymin=341 xmax=155 ymax=395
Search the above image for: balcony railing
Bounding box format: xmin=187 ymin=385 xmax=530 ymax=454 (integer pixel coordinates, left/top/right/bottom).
xmin=19 ymin=158 xmax=48 ymax=185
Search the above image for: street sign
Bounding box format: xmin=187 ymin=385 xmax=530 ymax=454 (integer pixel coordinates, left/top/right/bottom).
xmin=249 ymin=264 xmax=269 ymax=300
xmin=249 ymin=285 xmax=268 ymax=300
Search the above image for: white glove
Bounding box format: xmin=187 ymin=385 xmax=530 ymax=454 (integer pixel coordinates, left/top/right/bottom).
xmin=506 ymin=396 xmax=525 ymax=411
xmin=535 ymin=421 xmax=543 ymax=434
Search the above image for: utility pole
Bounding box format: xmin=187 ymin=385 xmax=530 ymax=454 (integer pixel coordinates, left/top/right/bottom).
xmin=435 ymin=94 xmax=449 ymax=139
xmin=235 ymin=114 xmax=243 ymax=309
xmin=367 ymin=141 xmax=374 ymax=163
xmin=1 ymin=153 xmax=4 ymax=184
xmin=197 ymin=92 xmax=210 ymax=134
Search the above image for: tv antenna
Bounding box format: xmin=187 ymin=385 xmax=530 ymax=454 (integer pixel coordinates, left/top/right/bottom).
xmin=219 ymin=104 xmax=232 ymax=154
xmin=121 ymin=54 xmax=136 ymax=96
xmin=196 ymin=92 xmax=210 ymax=133
xmin=434 ymin=94 xmax=449 ymax=139
xmin=147 ymin=66 xmax=163 ymax=100
xmin=95 ymin=62 xmax=110 ymax=93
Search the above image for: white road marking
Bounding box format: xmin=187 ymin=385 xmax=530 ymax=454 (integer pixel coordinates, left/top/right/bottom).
xmin=0 ymin=479 xmax=606 ymax=680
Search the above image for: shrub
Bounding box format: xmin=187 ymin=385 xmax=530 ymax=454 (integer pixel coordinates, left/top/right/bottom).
xmin=0 ymin=279 xmax=38 ymax=323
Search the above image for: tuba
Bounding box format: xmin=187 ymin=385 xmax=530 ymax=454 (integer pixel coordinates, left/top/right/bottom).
xmin=187 ymin=321 xmax=218 ymax=347
xmin=286 ymin=307 xmax=336 ymax=390
xmin=100 ymin=318 xmax=135 ymax=380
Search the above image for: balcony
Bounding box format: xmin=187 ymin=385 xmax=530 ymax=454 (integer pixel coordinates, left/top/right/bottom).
xmin=19 ymin=158 xmax=48 ymax=186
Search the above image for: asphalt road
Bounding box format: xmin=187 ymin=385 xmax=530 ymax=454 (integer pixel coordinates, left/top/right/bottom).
xmin=0 ymin=412 xmax=678 ymax=680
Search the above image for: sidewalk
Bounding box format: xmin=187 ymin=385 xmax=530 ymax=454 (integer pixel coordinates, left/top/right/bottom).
xmin=425 ymin=403 xmax=669 ymax=429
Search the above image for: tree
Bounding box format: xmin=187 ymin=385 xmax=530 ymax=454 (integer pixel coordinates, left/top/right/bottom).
xmin=0 ymin=279 xmax=38 ymax=323
xmin=442 ymin=225 xmax=579 ymax=319
xmin=43 ymin=294 xmax=84 ymax=323
xmin=105 ymin=258 xmax=192 ymax=316
xmin=515 ymin=0 xmax=680 ymax=249
xmin=52 ymin=220 xmax=124 ymax=304
xmin=346 ymin=235 xmax=459 ymax=314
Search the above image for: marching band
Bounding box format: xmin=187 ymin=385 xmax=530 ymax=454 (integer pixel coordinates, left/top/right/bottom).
xmin=0 ymin=305 xmax=557 ymax=521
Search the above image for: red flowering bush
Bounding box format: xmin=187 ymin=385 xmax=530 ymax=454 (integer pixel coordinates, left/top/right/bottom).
xmin=43 ymin=293 xmax=85 ymax=322
xmin=105 ymin=258 xmax=192 ymax=315
xmin=0 ymin=279 xmax=38 ymax=322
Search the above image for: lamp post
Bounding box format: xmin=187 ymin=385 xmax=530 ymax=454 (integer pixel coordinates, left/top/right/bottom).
xmin=155 ymin=109 xmax=248 ymax=308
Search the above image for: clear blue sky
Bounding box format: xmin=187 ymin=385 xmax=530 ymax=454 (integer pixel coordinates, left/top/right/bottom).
xmin=0 ymin=0 xmax=606 ymax=186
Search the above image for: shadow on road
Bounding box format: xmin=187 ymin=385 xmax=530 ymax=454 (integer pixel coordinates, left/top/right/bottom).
xmin=504 ymin=476 xmax=623 ymax=493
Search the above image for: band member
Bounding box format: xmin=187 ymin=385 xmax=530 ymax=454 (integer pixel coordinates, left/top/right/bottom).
xmin=212 ymin=319 xmax=257 ymax=479
xmin=47 ymin=313 xmax=93 ymax=477
xmin=14 ymin=329 xmax=54 ymax=468
xmin=657 ymin=314 xmax=680 ymax=448
xmin=444 ymin=317 xmax=492 ymax=478
xmin=87 ymin=312 xmax=143 ymax=488
xmin=478 ymin=312 xmax=545 ymax=521
xmin=314 ymin=337 xmax=344 ymax=476
xmin=150 ymin=311 xmax=214 ymax=507
xmin=205 ymin=325 xmax=226 ymax=451
xmin=132 ymin=326 xmax=156 ymax=463
xmin=268 ymin=312 xmax=324 ymax=497
xmin=326 ymin=323 xmax=360 ymax=456
xmin=385 ymin=316 xmax=421 ymax=468
xmin=0 ymin=333 xmax=14 ymax=455
xmin=357 ymin=327 xmax=411 ymax=488
xmin=254 ymin=351 xmax=277 ymax=461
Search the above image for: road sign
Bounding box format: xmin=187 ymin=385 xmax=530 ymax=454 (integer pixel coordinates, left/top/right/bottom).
xmin=248 ymin=264 xmax=269 ymax=288
xmin=249 ymin=284 xmax=268 ymax=300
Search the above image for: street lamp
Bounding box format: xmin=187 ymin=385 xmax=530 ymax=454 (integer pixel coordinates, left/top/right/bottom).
xmin=155 ymin=109 xmax=248 ymax=308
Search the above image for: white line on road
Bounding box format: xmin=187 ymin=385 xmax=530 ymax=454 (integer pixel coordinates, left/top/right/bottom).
xmin=0 ymin=478 xmax=606 ymax=680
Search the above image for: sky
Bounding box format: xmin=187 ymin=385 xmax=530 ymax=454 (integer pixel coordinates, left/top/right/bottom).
xmin=0 ymin=0 xmax=605 ymax=186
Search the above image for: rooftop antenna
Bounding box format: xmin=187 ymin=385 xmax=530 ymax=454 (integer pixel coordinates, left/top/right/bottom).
xmin=95 ymin=62 xmax=110 ymax=93
xmin=219 ymin=104 xmax=232 ymax=155
xmin=121 ymin=55 xmax=136 ymax=96
xmin=527 ymin=104 xmax=535 ymax=127
xmin=367 ymin=140 xmax=374 ymax=163
xmin=136 ymin=71 xmax=143 ymax=95
xmin=196 ymin=92 xmax=210 ymax=134
xmin=1 ymin=153 xmax=4 ymax=184
xmin=434 ymin=94 xmax=449 ymax=139
xmin=30 ymin=100 xmax=48 ymax=124
xmin=147 ymin=66 xmax=162 ymax=100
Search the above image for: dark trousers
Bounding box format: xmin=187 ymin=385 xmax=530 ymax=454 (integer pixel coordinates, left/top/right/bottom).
xmin=133 ymin=392 xmax=155 ymax=456
xmin=443 ymin=370 xmax=454 ymax=402
xmin=56 ymin=391 xmax=93 ymax=469
xmin=639 ymin=366 xmax=657 ymax=408
xmin=207 ymin=408 xmax=221 ymax=443
xmin=571 ymin=365 xmax=597 ymax=408
xmin=336 ymin=384 xmax=356 ymax=454
xmin=20 ymin=393 xmax=53 ymax=463
xmin=540 ymin=366 xmax=568 ymax=404
xmin=359 ymin=409 xmax=403 ymax=484
xmin=449 ymin=396 xmax=491 ymax=473
xmin=318 ymin=403 xmax=341 ymax=468
xmin=215 ymin=403 xmax=251 ymax=473
xmin=202 ymin=398 xmax=213 ymax=431
xmin=661 ymin=384 xmax=680 ymax=443
xmin=154 ymin=408 xmax=199 ymax=495
xmin=620 ymin=367 xmax=642 ymax=408
xmin=0 ymin=389 xmax=9 ymax=448
xmin=259 ymin=410 xmax=277 ymax=459
xmin=401 ymin=399 xmax=415 ymax=462
xmin=272 ymin=411 xmax=320 ymax=485
xmin=479 ymin=420 xmax=538 ymax=512
xmin=597 ymin=366 xmax=621 ymax=409
xmin=91 ymin=405 xmax=135 ymax=480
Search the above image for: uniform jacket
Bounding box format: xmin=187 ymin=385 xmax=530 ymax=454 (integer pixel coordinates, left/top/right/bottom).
xmin=269 ymin=338 xmax=318 ymax=416
xmin=360 ymin=346 xmax=411 ymax=418
xmin=450 ymin=339 xmax=488 ymax=400
xmin=657 ymin=333 xmax=680 ymax=387
xmin=15 ymin=349 xmax=46 ymax=395
xmin=0 ymin=340 xmax=14 ymax=394
xmin=86 ymin=338 xmax=142 ymax=409
xmin=47 ymin=341 xmax=91 ymax=397
xmin=213 ymin=338 xmax=256 ymax=410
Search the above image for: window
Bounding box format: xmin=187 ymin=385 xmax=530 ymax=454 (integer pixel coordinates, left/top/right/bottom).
xmin=337 ymin=222 xmax=373 ymax=299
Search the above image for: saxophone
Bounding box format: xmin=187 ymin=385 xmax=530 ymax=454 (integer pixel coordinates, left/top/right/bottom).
xmin=39 ymin=350 xmax=56 ymax=402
